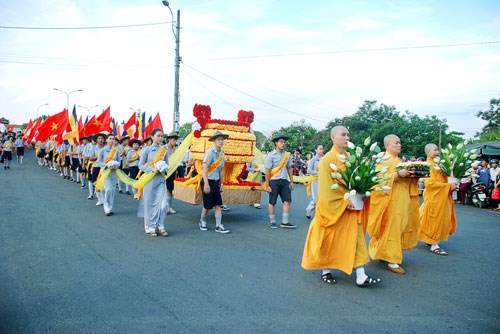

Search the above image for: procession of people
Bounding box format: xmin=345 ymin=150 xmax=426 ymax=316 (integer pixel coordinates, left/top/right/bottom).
xmin=5 ymin=121 xmax=474 ymax=290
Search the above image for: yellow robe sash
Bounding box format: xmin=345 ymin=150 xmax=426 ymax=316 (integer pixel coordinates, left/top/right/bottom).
xmin=264 ymin=152 xmax=290 ymax=188
xmin=133 ymin=146 xmax=167 ymax=200
xmin=95 ymin=147 xmax=118 ymax=192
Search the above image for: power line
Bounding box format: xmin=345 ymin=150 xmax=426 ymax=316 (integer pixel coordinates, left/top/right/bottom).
xmin=182 ymin=68 xmax=239 ymax=109
xmin=0 ymin=21 xmax=173 ymax=30
xmin=182 ymin=62 xmax=330 ymax=123
xmin=189 ymin=40 xmax=500 ymax=61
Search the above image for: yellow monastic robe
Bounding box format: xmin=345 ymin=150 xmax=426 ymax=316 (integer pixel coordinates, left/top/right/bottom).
xmin=367 ymin=153 xmax=420 ymax=264
xmin=419 ymin=158 xmax=457 ymax=244
xmin=301 ymin=147 xmax=369 ymax=274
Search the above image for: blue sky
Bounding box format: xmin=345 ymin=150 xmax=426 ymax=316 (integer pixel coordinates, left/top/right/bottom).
xmin=1 ymin=0 xmax=499 ymax=137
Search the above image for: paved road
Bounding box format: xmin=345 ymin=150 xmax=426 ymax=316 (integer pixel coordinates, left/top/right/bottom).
xmin=1 ymin=152 xmax=499 ymax=334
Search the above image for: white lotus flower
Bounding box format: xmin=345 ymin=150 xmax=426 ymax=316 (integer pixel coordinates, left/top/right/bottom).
xmin=369 ymin=142 xmax=378 ymax=152
xmin=331 ymin=183 xmax=339 ymax=190
xmin=448 ymin=143 xmax=453 ymax=149
xmin=355 ymin=146 xmax=363 ymax=156
xmin=343 ymin=192 xmax=350 ymax=200
xmin=330 ymin=163 xmax=338 ymax=171
xmin=364 ymin=137 xmax=371 ymax=146
xmin=355 ymin=176 xmax=361 ymax=181
xmin=347 ymin=141 xmax=355 ymax=149
xmin=457 ymin=143 xmax=463 ymax=149
xmin=365 ymin=191 xmax=371 ymax=197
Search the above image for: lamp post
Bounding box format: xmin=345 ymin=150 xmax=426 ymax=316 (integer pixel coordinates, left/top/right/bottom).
xmin=36 ymin=103 xmax=49 ymax=118
xmin=162 ymin=1 xmax=181 ymax=132
xmin=53 ymin=88 xmax=83 ymax=111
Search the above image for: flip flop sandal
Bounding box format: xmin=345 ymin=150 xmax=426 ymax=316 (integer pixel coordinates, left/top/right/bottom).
xmin=431 ymin=247 xmax=448 ymax=256
xmin=321 ymin=273 xmax=337 ymax=285
xmin=357 ymin=276 xmax=382 ymax=288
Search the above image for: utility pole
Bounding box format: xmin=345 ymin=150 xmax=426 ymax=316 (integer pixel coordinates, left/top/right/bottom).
xmin=173 ymin=9 xmax=181 ymax=132
xmin=162 ymin=2 xmax=181 ymax=132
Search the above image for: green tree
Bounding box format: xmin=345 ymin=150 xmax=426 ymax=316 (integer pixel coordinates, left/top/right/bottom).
xmin=266 ymin=120 xmax=318 ymax=154
xmin=476 ymin=96 xmax=500 ymax=141
xmin=325 ymin=101 xmax=462 ymax=157
xmin=178 ymin=122 xmax=192 ymax=139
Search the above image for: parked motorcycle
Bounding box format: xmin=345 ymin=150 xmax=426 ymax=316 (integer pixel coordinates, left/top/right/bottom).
xmin=470 ymin=182 xmax=490 ymax=208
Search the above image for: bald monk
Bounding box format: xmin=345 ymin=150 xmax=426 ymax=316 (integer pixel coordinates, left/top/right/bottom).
xmin=367 ymin=134 xmax=420 ymax=274
xmin=419 ymin=143 xmax=457 ymax=255
xmin=302 ymin=126 xmax=382 ymax=287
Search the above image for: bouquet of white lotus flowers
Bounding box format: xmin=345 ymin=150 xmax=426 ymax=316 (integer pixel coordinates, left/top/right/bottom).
xmin=433 ymin=141 xmax=478 ymax=180
xmin=330 ymin=137 xmax=391 ymax=210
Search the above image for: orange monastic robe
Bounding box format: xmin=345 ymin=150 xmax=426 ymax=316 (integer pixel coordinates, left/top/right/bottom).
xmin=419 ymin=158 xmax=457 ymax=244
xmin=367 ymin=153 xmax=420 ymax=264
xmin=301 ymin=147 xmax=369 ymax=274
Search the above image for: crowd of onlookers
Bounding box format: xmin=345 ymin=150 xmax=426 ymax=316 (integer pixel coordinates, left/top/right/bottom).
xmin=457 ymin=158 xmax=500 ymax=210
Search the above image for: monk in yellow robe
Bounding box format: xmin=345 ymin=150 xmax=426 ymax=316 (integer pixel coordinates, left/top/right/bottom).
xmin=367 ymin=135 xmax=420 ymax=274
xmin=419 ymin=143 xmax=457 ymax=255
xmin=302 ymin=126 xmax=382 ymax=287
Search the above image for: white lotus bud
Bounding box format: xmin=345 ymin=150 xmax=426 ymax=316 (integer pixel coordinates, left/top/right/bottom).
xmin=434 ymin=166 xmax=441 ymax=170
xmin=365 ymin=191 xmax=371 ymax=197
xmin=343 ymin=192 xmax=350 ymax=200
xmin=433 ymin=157 xmax=440 ymax=163
xmin=364 ymin=137 xmax=371 ymax=146
xmin=355 ymin=176 xmax=361 ymax=181
xmin=330 ymin=163 xmax=338 ymax=171
xmin=338 ymin=154 xmax=346 ymax=162
xmin=459 ymin=162 xmax=464 ymax=166
xmin=449 ymin=153 xmax=454 ymax=159
xmin=355 ymin=146 xmax=363 ymax=156
xmin=376 ymin=152 xmax=385 ymax=158
xmin=463 ymin=139 xmax=469 ymax=145
xmin=441 ymin=148 xmax=449 ymax=154
xmin=349 ymin=189 xmax=357 ymax=196
xmin=331 ymin=183 xmax=339 ymax=190
xmin=457 ymin=143 xmax=463 ymax=149
xmin=448 ymin=143 xmax=453 ymax=149
xmin=382 ymin=185 xmax=391 ymax=192
xmin=470 ymin=154 xmax=478 ymax=160
xmin=380 ymin=166 xmax=388 ymax=174
xmin=376 ymin=159 xmax=381 ymax=164
xmin=347 ymin=141 xmax=355 ymax=149
xmin=369 ymin=142 xmax=378 ymax=152
xmin=345 ymin=161 xmax=351 ymax=167
xmin=463 ymin=153 xmax=469 ymax=158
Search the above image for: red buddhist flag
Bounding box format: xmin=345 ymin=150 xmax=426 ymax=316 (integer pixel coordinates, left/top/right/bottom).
xmin=143 ymin=113 xmax=163 ymax=139
xmin=82 ymin=106 xmax=112 ymax=137
xmin=22 ymin=119 xmax=33 ymax=141
xmin=123 ymin=112 xmax=137 ymax=138
xmin=36 ymin=109 xmax=69 ymax=142
xmin=30 ymin=118 xmax=44 ymax=142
